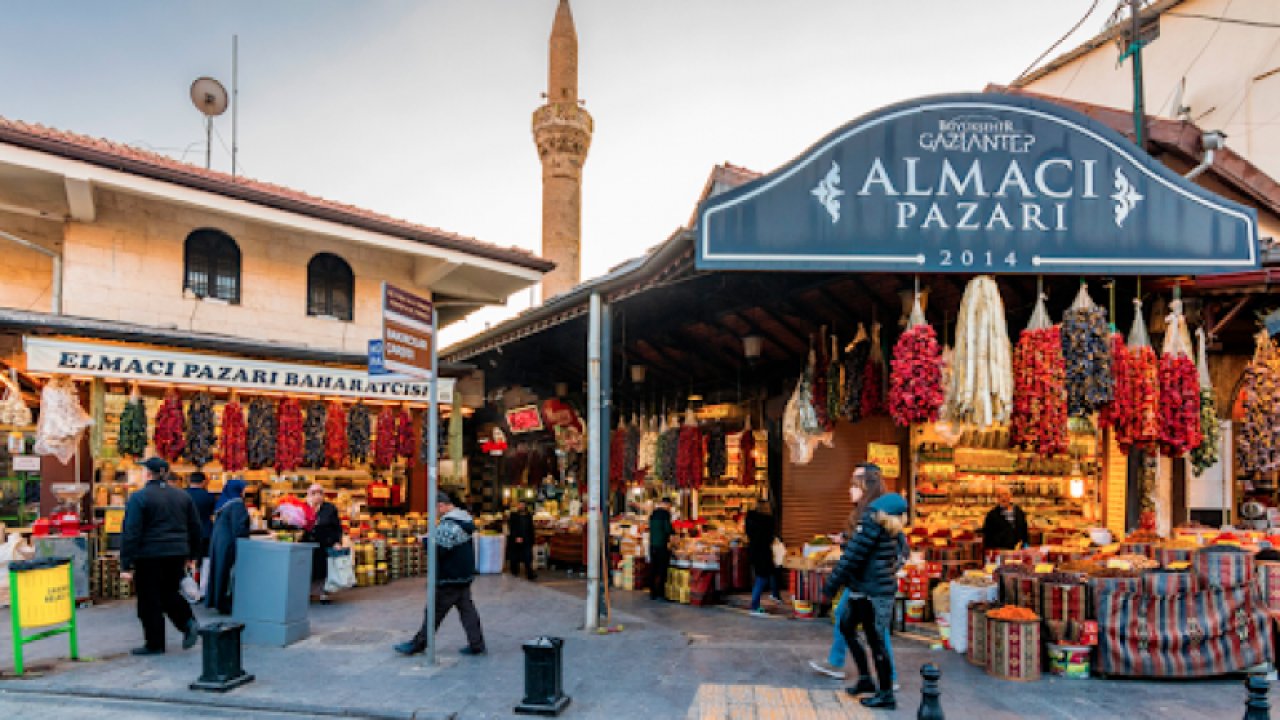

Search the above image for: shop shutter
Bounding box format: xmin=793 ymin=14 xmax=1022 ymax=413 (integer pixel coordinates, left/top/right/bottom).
xmin=780 ymin=417 xmax=906 ymax=551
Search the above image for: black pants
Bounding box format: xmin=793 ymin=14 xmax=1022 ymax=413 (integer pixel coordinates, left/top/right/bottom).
xmin=508 ymin=539 xmax=535 ymax=578
xmin=649 ymin=548 xmax=670 ymax=599
xmin=134 ymin=556 xmax=194 ymax=651
xmin=840 ymin=596 xmax=893 ymax=692
xmin=412 ymin=583 xmax=485 ymax=652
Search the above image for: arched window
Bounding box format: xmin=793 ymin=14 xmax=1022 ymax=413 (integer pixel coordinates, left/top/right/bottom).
xmin=183 ymin=229 xmax=241 ymax=303
xmin=307 ymin=253 xmax=354 ymax=321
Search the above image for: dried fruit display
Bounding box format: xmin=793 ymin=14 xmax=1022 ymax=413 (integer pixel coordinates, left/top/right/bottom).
xmin=676 ymin=422 xmax=705 ymax=488
xmin=275 ymin=398 xmax=304 ymax=472
xmin=184 ymin=392 xmax=216 ymax=468
xmin=117 ymin=393 xmax=149 ymax=458
xmin=395 ymin=409 xmax=415 ymax=461
xmin=888 ymin=300 xmax=944 ymax=427
xmin=860 ymin=325 xmax=887 ymax=418
xmin=1191 ymin=330 xmax=1220 ymax=476
xmin=246 ymin=397 xmax=277 ymax=469
xmin=1158 ymin=302 xmax=1202 ymax=457
xmin=154 ymin=390 xmax=186 ymax=462
xmin=347 ymin=402 xmax=371 ymax=464
xmin=220 ymin=400 xmax=247 ymax=472
xmin=1010 ymin=324 xmax=1068 ymax=456
xmin=945 ymin=276 xmax=1013 ymax=427
xmin=1061 ymin=285 xmax=1113 ymax=417
xmin=1236 ymin=331 xmax=1280 ymax=477
xmin=303 ymin=400 xmax=327 ymax=468
xmin=375 ymin=406 xmax=397 ymax=469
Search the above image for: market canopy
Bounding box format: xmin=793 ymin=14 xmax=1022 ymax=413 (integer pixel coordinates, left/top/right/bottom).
xmin=697 ymin=93 xmax=1259 ymax=275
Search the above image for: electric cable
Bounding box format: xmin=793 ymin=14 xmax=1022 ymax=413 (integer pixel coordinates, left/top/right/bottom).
xmin=1012 ymin=0 xmax=1102 ymax=85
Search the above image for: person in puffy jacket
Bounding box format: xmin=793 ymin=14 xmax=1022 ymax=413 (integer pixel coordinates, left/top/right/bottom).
xmin=119 ymin=457 xmax=202 ymax=655
xmin=823 ymin=487 xmax=909 ymax=711
xmin=395 ymin=492 xmax=486 ymax=656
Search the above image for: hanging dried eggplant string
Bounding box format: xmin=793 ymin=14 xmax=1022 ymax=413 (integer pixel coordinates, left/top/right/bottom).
xmin=154 ymin=389 xmax=186 ymax=462
xmin=247 ymin=397 xmax=277 ymax=469
xmin=1010 ymin=292 xmax=1068 ymax=454
xmin=888 ymin=292 xmax=944 ymax=427
xmin=945 ymin=276 xmax=1013 ymax=428
xmin=839 ymin=323 xmax=869 ymax=422
xmin=826 ymin=334 xmax=843 ymax=422
xmin=1158 ymin=298 xmax=1202 ymax=457
xmin=220 ymin=397 xmax=248 ymax=472
xmin=1190 ymin=328 xmax=1220 ymax=475
xmin=1061 ymin=283 xmax=1114 ymax=417
xmin=347 ymin=402 xmax=371 ymax=465
xmin=184 ymin=391 xmax=216 ymax=468
xmin=303 ymin=400 xmax=327 ymax=468
xmin=1237 ymin=331 xmax=1280 ymax=477
xmin=117 ymin=384 xmax=148 ymax=458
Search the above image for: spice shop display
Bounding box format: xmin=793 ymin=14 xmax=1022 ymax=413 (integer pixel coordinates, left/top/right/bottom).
xmin=945 ymin=275 xmax=1013 ymax=428
xmin=1060 ymin=284 xmax=1113 ymax=418
xmin=888 ymin=295 xmax=944 ymax=427
xmin=184 ymin=392 xmax=216 ymax=468
xmin=153 ymin=389 xmax=185 ymax=462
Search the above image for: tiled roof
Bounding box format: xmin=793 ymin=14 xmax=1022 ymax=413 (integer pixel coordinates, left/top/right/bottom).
xmin=0 ymin=116 xmax=554 ymax=272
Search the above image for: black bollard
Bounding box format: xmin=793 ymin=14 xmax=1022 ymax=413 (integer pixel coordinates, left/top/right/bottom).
xmin=189 ymin=621 xmax=254 ymax=692
xmin=514 ymin=636 xmax=571 ymax=716
xmin=918 ymin=664 xmax=944 ymax=720
xmin=1245 ymin=674 xmax=1270 ymax=720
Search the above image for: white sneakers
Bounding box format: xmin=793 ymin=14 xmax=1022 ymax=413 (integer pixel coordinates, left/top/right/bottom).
xmin=808 ymin=660 xmax=846 ymax=679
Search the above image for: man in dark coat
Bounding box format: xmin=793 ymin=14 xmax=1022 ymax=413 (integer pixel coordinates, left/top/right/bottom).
xmin=395 ymin=492 xmax=486 ymax=656
xmin=185 ymin=472 xmax=216 ymax=558
xmin=506 ymin=501 xmax=537 ymax=580
xmin=982 ymin=485 xmax=1030 ymax=553
xmin=744 ymin=500 xmax=781 ymax=613
xmin=648 ymin=498 xmax=674 ymax=600
xmin=119 ymin=457 xmax=202 ymax=655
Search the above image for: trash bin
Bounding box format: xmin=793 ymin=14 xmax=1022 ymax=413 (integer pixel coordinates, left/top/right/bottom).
xmin=8 ymin=557 xmax=78 ymax=676
xmin=514 ymin=636 xmax=570 ymax=716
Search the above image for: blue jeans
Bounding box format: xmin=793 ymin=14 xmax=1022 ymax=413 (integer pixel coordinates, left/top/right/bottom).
xmin=827 ymin=593 xmax=896 ymax=681
xmin=750 ymin=573 xmax=778 ymax=610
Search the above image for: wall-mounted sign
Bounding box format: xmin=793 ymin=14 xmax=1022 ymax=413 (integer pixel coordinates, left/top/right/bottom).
xmin=12 ymin=455 xmax=40 ymax=472
xmin=867 ymin=442 xmax=901 ymax=479
xmin=382 ymin=283 xmax=434 ymax=379
xmin=697 ymin=93 xmax=1258 ymax=275
xmin=505 ymin=405 xmax=545 ymax=434
xmin=24 ymin=337 xmax=453 ymax=404
xmin=368 ymin=339 xmax=387 ymax=376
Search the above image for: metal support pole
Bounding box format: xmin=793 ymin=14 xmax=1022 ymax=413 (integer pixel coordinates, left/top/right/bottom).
xmin=598 ymin=301 xmax=612 ymax=622
xmin=1129 ymin=0 xmax=1147 ymax=149
xmin=426 ymin=305 xmax=440 ymax=664
xmin=586 ymin=293 xmax=603 ymax=631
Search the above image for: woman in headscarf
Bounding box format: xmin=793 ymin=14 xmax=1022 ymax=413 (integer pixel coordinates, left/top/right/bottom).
xmin=301 ymin=483 xmax=343 ymax=603
xmin=206 ymin=479 xmax=250 ymax=614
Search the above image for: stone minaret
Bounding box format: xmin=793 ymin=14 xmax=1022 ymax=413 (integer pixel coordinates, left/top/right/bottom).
xmin=533 ymin=0 xmax=592 ymax=301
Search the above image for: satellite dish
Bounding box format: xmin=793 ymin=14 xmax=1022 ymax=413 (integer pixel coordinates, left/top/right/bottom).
xmin=190 ymin=77 xmax=229 ymax=117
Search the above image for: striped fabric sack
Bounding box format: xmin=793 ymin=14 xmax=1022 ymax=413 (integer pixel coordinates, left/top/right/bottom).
xmin=1256 ymin=562 xmax=1280 ymax=613
xmin=1094 ymin=583 xmax=1271 ymax=677
xmin=1152 ymin=546 xmax=1195 ymax=568
xmin=1040 ymin=581 xmax=1089 ymax=624
xmin=1119 ymin=542 xmax=1155 ymax=559
xmin=1143 ymin=570 xmax=1198 ymax=597
xmin=1194 ymin=547 xmax=1255 ymax=590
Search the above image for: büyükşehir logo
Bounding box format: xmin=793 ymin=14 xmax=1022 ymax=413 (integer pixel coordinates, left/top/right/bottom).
xmin=918 ymin=115 xmax=1035 ymax=154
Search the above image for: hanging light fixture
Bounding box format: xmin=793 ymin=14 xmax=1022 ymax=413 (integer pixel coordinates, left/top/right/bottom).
xmin=630 ymin=365 xmax=647 ymax=384
xmin=742 ymin=335 xmax=763 ymax=362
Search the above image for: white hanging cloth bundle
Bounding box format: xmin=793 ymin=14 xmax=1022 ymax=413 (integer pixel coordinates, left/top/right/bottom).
xmin=33 ymin=376 xmax=93 ymax=464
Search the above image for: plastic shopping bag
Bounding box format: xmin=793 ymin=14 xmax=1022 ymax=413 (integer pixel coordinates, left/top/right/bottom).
xmin=324 ymin=548 xmax=356 ymax=593
xmin=180 ymin=570 xmax=203 ymax=604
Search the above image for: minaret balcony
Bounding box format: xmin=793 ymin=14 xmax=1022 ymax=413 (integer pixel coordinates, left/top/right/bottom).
xmin=532 ymin=103 xmax=594 ymax=138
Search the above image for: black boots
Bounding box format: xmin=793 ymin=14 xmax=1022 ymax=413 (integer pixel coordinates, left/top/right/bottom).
xmin=845 ymin=676 xmax=876 ymax=696
xmin=860 ymin=690 xmax=896 ymax=710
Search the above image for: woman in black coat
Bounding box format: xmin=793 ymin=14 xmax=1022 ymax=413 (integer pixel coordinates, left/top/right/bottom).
xmin=303 ymin=484 xmax=343 ymax=603
xmin=744 ymin=501 xmax=781 ymax=614
xmin=206 ymin=479 xmax=250 ymax=614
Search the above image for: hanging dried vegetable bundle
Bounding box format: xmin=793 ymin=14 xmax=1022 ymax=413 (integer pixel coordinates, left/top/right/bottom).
xmin=609 ymin=424 xmax=626 ymax=489
xmin=624 ymin=420 xmax=641 ymax=481
xmin=839 ymin=325 xmax=869 ymax=422
xmin=638 ymin=417 xmax=658 ymax=475
xmin=0 ymin=371 xmax=32 ymax=427
xmin=154 ymin=390 xmax=186 ymax=462
xmin=676 ymin=418 xmax=705 ymax=489
xmin=737 ymin=426 xmax=756 ymax=484
xmin=302 ymin=400 xmax=327 ymax=468
xmin=1061 ymin=284 xmax=1114 ymax=417
xmin=1107 ymin=302 xmax=1160 ymax=453
xmin=323 ymin=402 xmax=347 ymax=469
xmin=33 ymin=376 xmax=93 ymax=464
xmin=220 ymin=400 xmax=247 ymax=472
xmin=705 ymin=422 xmax=727 ymax=480
xmin=89 ymin=380 xmax=105 ymax=458
xmin=395 ymin=408 xmax=415 ymax=461
xmin=860 ymin=325 xmax=887 ymax=418
xmin=247 ymin=397 xmax=277 ymax=469
xmin=117 ymin=388 xmax=148 ymax=458
xmin=1237 ymin=331 xmax=1280 ymax=477
xmin=1158 ymin=299 xmax=1202 ymax=457
xmin=183 ymin=392 xmax=216 ymax=468
xmin=276 ymin=398 xmax=304 ymax=472
xmin=1191 ymin=329 xmax=1220 ymax=475
xmin=1010 ymin=296 xmax=1068 ymax=455
xmin=785 ymin=349 xmax=830 ymax=464
xmin=655 ymin=420 xmax=679 ymax=485
xmin=347 ymin=402 xmax=371 ymax=464
xmin=374 ymin=406 xmax=397 ymax=469
xmin=888 ymin=296 xmax=944 ymax=427
xmin=812 ymin=332 xmax=833 ymax=432
xmin=826 ymin=336 xmax=843 ymax=422
xmin=945 ymin=276 xmax=1014 ymax=428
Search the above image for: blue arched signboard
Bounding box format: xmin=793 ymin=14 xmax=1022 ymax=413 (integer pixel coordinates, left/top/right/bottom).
xmin=697 ymin=93 xmax=1258 ymax=275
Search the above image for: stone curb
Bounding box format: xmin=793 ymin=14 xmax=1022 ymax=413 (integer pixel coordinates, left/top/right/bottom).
xmin=0 ymin=685 xmax=456 ymax=720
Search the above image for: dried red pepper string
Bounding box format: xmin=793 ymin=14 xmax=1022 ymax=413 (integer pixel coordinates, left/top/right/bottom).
xmin=155 ymin=390 xmax=186 ymax=462
xmin=1010 ymin=326 xmax=1068 ymax=455
xmin=1159 ymin=353 xmax=1202 ymax=456
xmin=888 ymin=324 xmax=944 ymax=426
xmin=275 ymin=397 xmax=304 ymax=472
xmin=220 ymin=400 xmax=248 ymax=472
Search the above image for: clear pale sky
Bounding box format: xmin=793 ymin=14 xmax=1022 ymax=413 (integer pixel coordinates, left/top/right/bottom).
xmin=0 ymin=0 xmax=1106 ymax=343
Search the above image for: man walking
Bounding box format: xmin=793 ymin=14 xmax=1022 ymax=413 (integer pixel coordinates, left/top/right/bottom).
xmin=648 ymin=497 xmax=674 ymax=600
xmin=394 ymin=492 xmax=486 ymax=656
xmin=185 ymin=471 xmax=216 ymax=559
xmin=119 ymin=457 xmax=202 ymax=655
xmin=507 ymin=500 xmax=537 ymax=580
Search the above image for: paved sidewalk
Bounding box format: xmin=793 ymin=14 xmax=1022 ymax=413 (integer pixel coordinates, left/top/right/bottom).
xmin=0 ymin=571 xmax=1268 ymax=719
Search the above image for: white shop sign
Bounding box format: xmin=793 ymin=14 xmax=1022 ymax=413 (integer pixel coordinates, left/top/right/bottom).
xmin=24 ymin=337 xmax=453 ymax=404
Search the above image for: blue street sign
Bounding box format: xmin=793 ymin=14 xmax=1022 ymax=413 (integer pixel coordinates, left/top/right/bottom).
xmin=368 ymin=339 xmax=387 ymax=376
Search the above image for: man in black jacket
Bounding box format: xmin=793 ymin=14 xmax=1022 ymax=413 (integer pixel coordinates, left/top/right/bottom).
xmin=395 ymin=492 xmax=487 ymax=656
xmin=982 ymin=486 xmax=1030 ymax=553
xmin=120 ymin=457 xmax=202 ymax=655
xmin=506 ymin=501 xmax=537 ymax=581
xmin=185 ymin=471 xmax=216 ymax=558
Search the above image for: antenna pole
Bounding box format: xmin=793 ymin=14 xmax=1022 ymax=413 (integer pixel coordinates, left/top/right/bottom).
xmin=232 ymin=34 xmax=239 ymax=179
xmin=205 ymin=116 xmax=212 ymax=170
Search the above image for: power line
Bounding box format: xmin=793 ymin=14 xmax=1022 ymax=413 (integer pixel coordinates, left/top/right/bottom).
xmin=1167 ymin=11 xmax=1280 ymax=29
xmin=1012 ymin=0 xmax=1102 ymax=85
xmin=1156 ymin=0 xmax=1235 ymax=119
